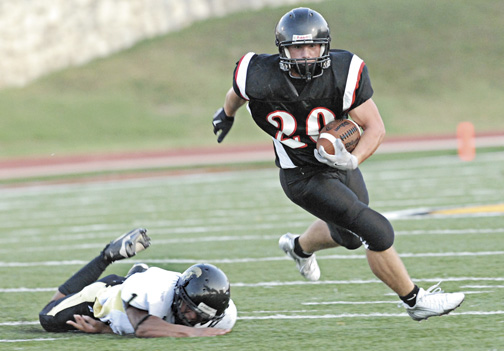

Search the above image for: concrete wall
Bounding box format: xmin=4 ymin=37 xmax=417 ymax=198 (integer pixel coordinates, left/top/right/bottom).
xmin=0 ymin=0 xmax=318 ymax=88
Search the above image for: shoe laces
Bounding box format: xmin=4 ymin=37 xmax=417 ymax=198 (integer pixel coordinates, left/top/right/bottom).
xmin=425 ymin=281 xmax=444 ymax=295
xmin=398 ymin=281 xmax=444 ymax=309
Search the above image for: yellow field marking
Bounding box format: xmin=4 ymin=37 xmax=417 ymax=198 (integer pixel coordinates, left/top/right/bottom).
xmin=432 ymin=204 xmax=504 ymax=215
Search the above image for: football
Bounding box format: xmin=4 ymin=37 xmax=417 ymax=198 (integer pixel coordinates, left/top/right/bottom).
xmin=316 ymin=119 xmax=361 ymax=154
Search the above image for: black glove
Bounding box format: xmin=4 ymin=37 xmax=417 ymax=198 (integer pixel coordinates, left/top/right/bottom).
xmin=212 ymin=107 xmax=234 ymax=143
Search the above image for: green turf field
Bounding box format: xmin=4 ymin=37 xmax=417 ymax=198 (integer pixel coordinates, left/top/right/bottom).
xmin=1 ymin=149 xmax=503 ymax=350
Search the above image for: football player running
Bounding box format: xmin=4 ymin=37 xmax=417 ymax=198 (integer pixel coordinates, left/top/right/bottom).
xmin=39 ymin=228 xmax=236 ymax=337
xmin=212 ymin=7 xmax=464 ymax=321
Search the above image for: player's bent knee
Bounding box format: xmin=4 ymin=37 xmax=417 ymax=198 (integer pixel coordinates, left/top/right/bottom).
xmin=343 ymin=236 xmax=363 ymax=250
xmin=39 ymin=313 xmax=68 ymax=332
xmin=39 ymin=301 xmax=73 ymax=332
xmin=39 ymin=294 xmax=96 ymax=332
xmin=367 ymin=231 xmax=394 ymax=251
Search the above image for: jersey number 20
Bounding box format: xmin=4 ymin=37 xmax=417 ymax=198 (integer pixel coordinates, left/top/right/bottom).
xmin=266 ymin=107 xmax=336 ymax=149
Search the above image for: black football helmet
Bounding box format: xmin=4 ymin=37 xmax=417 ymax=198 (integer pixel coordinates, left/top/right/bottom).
xmin=172 ymin=263 xmax=230 ymax=327
xmin=275 ymin=7 xmax=331 ymax=81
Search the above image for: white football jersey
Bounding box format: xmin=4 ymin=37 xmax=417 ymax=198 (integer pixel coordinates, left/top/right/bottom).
xmin=93 ymin=267 xmax=236 ymax=335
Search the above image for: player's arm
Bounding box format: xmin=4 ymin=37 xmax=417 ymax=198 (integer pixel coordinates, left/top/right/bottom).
xmin=314 ymin=98 xmax=384 ymax=170
xmin=126 ymin=306 xmax=230 ymax=338
xmin=213 ymin=88 xmax=247 ymax=143
xmin=224 ymin=87 xmax=247 ymax=117
xmin=348 ymin=98 xmax=386 ymax=164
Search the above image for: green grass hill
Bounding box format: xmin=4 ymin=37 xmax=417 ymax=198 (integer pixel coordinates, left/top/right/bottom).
xmin=1 ymin=0 xmax=503 ymax=158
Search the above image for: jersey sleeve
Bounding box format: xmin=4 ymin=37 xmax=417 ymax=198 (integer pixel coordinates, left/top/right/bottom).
xmin=232 ymin=52 xmax=256 ymax=101
xmin=343 ymin=54 xmax=374 ymax=113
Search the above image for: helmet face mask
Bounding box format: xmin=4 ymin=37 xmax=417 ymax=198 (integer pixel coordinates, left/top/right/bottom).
xmin=173 ymin=286 xmax=224 ymax=327
xmin=275 ymin=8 xmax=331 ymax=81
xmin=172 ymin=264 xmax=230 ymax=327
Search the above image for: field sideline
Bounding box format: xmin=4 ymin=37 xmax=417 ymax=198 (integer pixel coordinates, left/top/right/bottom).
xmin=1 ymin=148 xmax=503 ymax=350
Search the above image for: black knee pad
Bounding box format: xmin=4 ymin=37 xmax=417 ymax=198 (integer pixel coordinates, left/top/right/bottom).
xmin=346 ymin=207 xmax=395 ymax=252
xmin=363 ymin=222 xmax=395 ymax=251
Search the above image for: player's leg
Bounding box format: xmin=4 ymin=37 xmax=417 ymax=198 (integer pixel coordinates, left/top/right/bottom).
xmin=280 ymin=167 xmax=406 ymax=288
xmin=292 ymin=169 xmax=416 ymax=293
xmin=280 ymin=168 xmax=465 ymax=319
xmin=39 ymin=274 xmax=123 ymax=333
xmin=40 ymin=281 xmax=106 ymax=332
xmin=278 ymin=168 xmax=362 ymax=280
xmin=366 ymin=246 xmax=414 ymax=295
xmin=40 ymin=228 xmax=151 ymax=332
xmin=340 ymin=175 xmax=465 ymax=319
xmin=342 ymin=172 xmax=464 ymax=317
xmin=50 ymin=228 xmax=151 ymax=301
xmin=280 ymin=167 xmax=373 ymax=249
xmin=366 ymin=246 xmax=465 ymax=320
xmin=290 ymin=168 xmax=395 ymax=251
xmin=298 ymin=219 xmax=339 ymax=252
xmin=278 ymin=220 xmax=334 ymax=281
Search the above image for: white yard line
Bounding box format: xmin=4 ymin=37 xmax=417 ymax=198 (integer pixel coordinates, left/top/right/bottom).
xmin=2 ymin=276 xmax=504 ymax=293
xmin=1 ymin=249 xmax=504 ymax=268
xmin=0 ymin=227 xmax=502 ymax=249
xmin=0 ymin=337 xmax=68 ymax=343
xmin=3 ymin=310 xmax=504 ymax=331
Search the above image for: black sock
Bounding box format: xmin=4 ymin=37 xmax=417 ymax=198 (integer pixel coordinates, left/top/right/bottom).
xmin=58 ymin=255 xmax=110 ymax=295
xmin=294 ymin=237 xmax=312 ymax=258
xmin=400 ymin=285 xmax=420 ymax=307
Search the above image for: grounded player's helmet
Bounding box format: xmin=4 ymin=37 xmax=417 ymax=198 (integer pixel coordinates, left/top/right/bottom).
xmin=172 ymin=263 xmax=231 ymax=327
xmin=275 ymin=7 xmax=331 ymax=81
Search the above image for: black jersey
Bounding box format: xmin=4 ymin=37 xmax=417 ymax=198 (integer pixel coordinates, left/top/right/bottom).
xmin=232 ymin=50 xmax=373 ymax=169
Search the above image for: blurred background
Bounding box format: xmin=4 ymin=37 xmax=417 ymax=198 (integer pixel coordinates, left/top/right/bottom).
xmin=1 ymin=0 xmax=503 ymax=159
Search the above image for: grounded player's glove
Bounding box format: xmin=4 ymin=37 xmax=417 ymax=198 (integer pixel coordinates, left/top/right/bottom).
xmin=212 ymin=107 xmax=234 ymax=143
xmin=314 ymin=138 xmax=359 ymax=171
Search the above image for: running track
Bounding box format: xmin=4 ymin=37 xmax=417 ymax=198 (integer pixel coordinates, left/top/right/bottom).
xmin=1 ymin=132 xmax=503 ymax=181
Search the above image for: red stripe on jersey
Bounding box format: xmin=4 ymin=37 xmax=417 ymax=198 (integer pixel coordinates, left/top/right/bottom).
xmin=234 ymin=56 xmax=245 ymax=85
xmin=351 ymin=61 xmax=366 ymax=107
xmin=343 ymin=55 xmax=365 ymax=113
xmin=234 ymin=53 xmax=254 ymax=101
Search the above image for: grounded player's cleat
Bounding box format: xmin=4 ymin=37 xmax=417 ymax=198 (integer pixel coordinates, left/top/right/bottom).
xmin=125 ymin=263 xmax=149 ymax=279
xmin=279 ymin=233 xmax=320 ymax=281
xmin=405 ymin=282 xmax=465 ymax=321
xmin=103 ymin=228 xmax=151 ymax=262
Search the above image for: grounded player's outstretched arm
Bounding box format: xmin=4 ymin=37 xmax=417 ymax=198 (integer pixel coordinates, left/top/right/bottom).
xmin=126 ymin=306 xmax=231 ymax=338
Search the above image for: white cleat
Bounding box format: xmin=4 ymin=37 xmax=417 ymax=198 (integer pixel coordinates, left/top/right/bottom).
xmin=405 ymin=282 xmax=465 ymax=321
xmin=279 ymin=233 xmax=320 ymax=281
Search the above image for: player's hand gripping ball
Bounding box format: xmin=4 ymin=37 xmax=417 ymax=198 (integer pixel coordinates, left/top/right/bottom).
xmin=316 ymin=119 xmax=361 ymax=154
